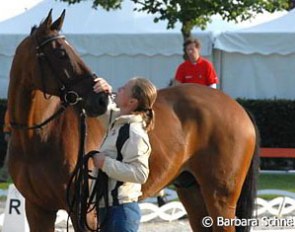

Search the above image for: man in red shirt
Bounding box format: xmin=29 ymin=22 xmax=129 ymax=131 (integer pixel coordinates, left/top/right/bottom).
xmin=174 ymin=37 xmax=218 ymax=88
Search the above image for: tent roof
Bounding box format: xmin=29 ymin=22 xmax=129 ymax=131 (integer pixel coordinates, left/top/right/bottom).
xmin=0 ymin=0 xmax=239 ymax=34
xmin=241 ymin=9 xmax=294 ymax=33
xmin=0 ymin=0 xmax=42 ymax=22
xmin=0 ymin=0 xmax=174 ymax=34
xmin=214 ymin=9 xmax=293 ymax=55
xmin=0 ymin=0 xmax=228 ymax=57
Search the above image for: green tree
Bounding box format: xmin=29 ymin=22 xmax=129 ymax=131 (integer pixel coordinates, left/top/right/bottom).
xmin=60 ymin=0 xmax=290 ymax=41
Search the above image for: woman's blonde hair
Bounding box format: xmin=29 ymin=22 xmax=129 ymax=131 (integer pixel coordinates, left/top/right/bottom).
xmin=130 ymin=77 xmax=157 ymax=131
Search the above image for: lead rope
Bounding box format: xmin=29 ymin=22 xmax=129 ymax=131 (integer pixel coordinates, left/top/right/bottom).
xmin=66 ymin=108 xmax=89 ymax=231
xmin=66 ymin=109 xmax=114 ymax=232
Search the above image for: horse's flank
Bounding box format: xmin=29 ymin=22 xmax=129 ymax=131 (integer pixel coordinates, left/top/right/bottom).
xmin=142 ymin=84 xmax=256 ymax=198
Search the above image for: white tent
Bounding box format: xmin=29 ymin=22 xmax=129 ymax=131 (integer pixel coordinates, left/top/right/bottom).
xmin=0 ymin=0 xmax=238 ymax=98
xmin=215 ymin=9 xmax=294 ymax=99
xmin=0 ymin=0 xmax=43 ymax=22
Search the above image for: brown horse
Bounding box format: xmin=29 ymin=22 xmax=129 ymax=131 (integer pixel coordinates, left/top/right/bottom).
xmin=87 ymin=83 xmax=259 ymax=232
xmin=8 ymin=10 xmax=259 ymax=232
xmin=7 ymin=10 xmax=108 ymax=231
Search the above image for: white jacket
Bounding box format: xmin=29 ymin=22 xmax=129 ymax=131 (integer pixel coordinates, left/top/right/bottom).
xmin=98 ymin=111 xmax=151 ymax=206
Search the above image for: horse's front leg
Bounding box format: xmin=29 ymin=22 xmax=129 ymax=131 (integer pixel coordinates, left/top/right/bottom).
xmin=25 ymin=200 xmax=57 ymax=232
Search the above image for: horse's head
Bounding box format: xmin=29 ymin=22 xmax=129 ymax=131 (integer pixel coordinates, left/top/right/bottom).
xmin=10 ymin=9 xmax=108 ymax=116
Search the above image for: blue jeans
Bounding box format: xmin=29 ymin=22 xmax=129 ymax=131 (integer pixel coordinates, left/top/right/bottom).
xmin=99 ymin=202 xmax=141 ymax=232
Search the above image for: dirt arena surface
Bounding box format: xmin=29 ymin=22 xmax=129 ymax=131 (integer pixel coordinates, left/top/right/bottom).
xmin=139 ymin=219 xmax=191 ymax=232
xmin=53 ymin=219 xmax=191 ymax=232
xmin=53 ymin=218 xmax=295 ymax=232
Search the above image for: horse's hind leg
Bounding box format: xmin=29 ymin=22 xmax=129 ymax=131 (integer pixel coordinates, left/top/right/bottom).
xmin=176 ymin=184 xmax=211 ymax=232
xmin=201 ymin=185 xmax=237 ymax=232
xmin=25 ymin=200 xmax=57 ymax=232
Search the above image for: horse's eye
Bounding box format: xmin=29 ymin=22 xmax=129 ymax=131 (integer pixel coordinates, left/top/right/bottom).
xmin=54 ymin=48 xmax=67 ymax=59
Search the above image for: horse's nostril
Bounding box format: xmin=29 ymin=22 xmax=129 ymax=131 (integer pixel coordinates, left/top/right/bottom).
xmin=84 ymin=92 xmax=109 ymax=117
xmin=99 ymin=98 xmax=107 ymax=107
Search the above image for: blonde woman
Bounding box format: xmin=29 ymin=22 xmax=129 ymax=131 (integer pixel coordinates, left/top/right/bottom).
xmin=92 ymin=77 xmax=157 ymax=232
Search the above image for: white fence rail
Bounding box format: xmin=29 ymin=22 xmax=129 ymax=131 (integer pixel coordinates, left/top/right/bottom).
xmin=140 ymin=189 xmax=295 ymax=222
xmin=256 ymin=190 xmax=295 ymax=217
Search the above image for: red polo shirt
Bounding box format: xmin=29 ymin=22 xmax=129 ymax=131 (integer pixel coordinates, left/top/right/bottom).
xmin=175 ymin=57 xmax=218 ymax=86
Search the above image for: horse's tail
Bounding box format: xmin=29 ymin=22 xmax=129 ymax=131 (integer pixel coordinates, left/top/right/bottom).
xmin=236 ymin=110 xmax=260 ymax=232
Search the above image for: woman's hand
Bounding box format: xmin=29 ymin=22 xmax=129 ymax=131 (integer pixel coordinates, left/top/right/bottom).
xmin=93 ymin=77 xmax=112 ymax=93
xmin=93 ymin=153 xmax=106 ymax=169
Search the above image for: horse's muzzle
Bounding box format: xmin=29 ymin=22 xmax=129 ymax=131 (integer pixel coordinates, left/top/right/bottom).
xmin=83 ymin=91 xmax=109 ymax=117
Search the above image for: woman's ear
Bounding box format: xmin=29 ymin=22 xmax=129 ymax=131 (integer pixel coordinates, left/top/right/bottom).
xmin=129 ymin=98 xmax=138 ymax=109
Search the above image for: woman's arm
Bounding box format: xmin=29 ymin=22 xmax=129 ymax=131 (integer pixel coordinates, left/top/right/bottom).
xmin=94 ymin=130 xmax=151 ymax=184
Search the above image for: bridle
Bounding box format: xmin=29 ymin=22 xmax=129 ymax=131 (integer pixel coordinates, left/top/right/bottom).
xmin=35 ymin=33 xmax=93 ymax=106
xmin=11 ymin=32 xmax=95 ymax=130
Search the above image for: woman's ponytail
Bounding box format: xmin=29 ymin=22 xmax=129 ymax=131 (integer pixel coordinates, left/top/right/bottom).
xmin=131 ymin=77 xmax=157 ymax=131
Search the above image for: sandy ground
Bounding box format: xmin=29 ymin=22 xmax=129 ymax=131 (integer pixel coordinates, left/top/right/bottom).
xmin=53 ymin=219 xmax=192 ymax=232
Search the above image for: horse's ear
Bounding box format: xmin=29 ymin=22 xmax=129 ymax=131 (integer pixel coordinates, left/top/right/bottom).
xmin=44 ymin=9 xmax=53 ymax=29
xmin=51 ymin=9 xmax=66 ymax=31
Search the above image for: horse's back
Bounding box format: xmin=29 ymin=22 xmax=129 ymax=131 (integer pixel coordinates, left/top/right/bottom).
xmin=156 ymin=84 xmax=255 ymax=145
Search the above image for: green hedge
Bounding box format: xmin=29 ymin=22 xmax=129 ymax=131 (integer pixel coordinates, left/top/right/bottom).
xmin=237 ymin=99 xmax=295 ymax=148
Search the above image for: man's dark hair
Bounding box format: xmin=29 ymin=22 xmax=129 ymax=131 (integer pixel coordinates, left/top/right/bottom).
xmin=183 ymin=37 xmax=201 ymax=49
